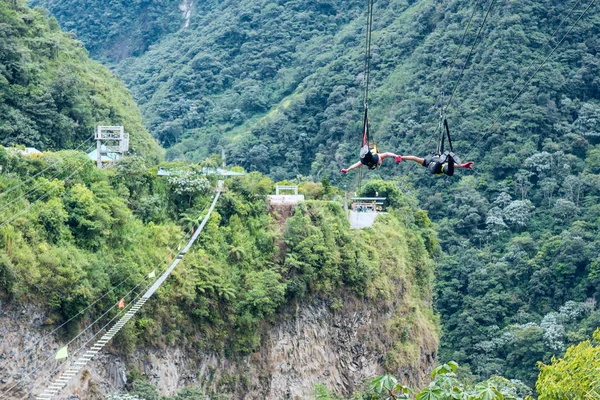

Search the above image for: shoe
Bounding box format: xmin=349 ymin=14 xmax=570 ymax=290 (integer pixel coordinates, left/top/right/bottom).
xmin=395 ymin=156 xmax=403 ymax=163
xmin=341 ymin=169 xmax=348 ymax=174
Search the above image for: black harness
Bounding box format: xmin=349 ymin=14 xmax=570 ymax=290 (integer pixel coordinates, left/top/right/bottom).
xmin=360 ymin=145 xmax=379 ymax=170
xmin=427 ymin=116 xmax=461 ymax=176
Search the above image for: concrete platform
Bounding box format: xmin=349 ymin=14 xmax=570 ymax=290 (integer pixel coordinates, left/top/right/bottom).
xmin=349 ymin=211 xmax=378 ymax=229
xmin=268 ymin=195 xmax=305 ymax=206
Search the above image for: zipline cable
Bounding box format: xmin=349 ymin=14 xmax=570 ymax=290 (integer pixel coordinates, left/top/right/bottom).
xmin=363 ymin=0 xmax=375 ymax=111
xmin=407 ymin=0 xmax=489 ymax=174
xmin=443 ymin=0 xmax=497 ymax=115
xmin=358 ymin=0 xmax=375 ymax=190
xmin=0 ymin=144 xmax=95 ymax=218
xmin=410 ymin=0 xmax=588 ymax=175
xmin=439 ymin=0 xmax=483 ymax=94
xmin=541 ymin=0 xmax=583 ymax=51
xmin=464 ymin=0 xmax=597 ymax=159
xmin=0 ymin=137 xmax=94 ymax=199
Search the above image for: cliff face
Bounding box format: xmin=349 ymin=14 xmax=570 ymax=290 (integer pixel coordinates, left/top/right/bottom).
xmin=1 ymin=295 xmax=437 ymax=399
xmin=0 ymin=188 xmax=439 ymax=399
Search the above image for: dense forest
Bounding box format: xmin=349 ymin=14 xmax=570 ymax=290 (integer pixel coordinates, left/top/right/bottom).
xmin=0 ymin=0 xmax=160 ymax=158
xmin=2 ymin=0 xmax=599 ymax=396
xmin=0 ymin=147 xmax=439 ymax=397
xmin=5 ymin=147 xmax=598 ymax=398
xmin=29 ymin=0 xmax=183 ymax=62
xmin=40 ymin=0 xmax=600 ymax=387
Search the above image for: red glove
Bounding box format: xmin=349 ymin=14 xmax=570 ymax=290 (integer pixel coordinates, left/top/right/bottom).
xmin=461 ymin=162 xmax=474 ymax=169
xmin=395 ymin=156 xmax=403 ymax=163
xmin=341 ymin=169 xmax=348 ymax=174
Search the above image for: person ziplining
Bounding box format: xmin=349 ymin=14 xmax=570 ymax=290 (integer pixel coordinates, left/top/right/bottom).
xmin=340 ymin=146 xmax=403 ymax=173
xmin=401 ymin=153 xmax=473 ymax=176
xmin=341 ymin=0 xmax=485 ymax=178
xmin=401 ymin=117 xmax=474 ymax=176
xmin=341 ymin=0 xmax=405 ymax=175
xmin=341 ymin=0 xmax=469 ymax=177
xmin=341 ymin=113 xmax=402 ymax=173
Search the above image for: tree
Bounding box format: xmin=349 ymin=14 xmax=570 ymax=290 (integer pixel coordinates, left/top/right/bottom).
xmin=486 ymin=207 xmax=507 ymax=238
xmin=539 ymin=178 xmax=558 ymax=206
xmin=561 ymin=175 xmax=584 ymax=205
xmin=369 ymin=362 xmax=531 ymax=400
xmin=503 ymin=200 xmax=534 ymax=229
xmin=321 ymin=173 xmax=332 ymax=197
xmin=536 ymin=329 xmax=600 ymax=399
xmin=514 ymin=170 xmax=534 ymax=200
xmin=552 ymin=199 xmax=578 ymax=221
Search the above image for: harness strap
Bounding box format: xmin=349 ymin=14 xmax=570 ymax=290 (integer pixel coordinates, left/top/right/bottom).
xmin=362 ymin=107 xmax=369 ymax=147
xmin=439 ymin=117 xmax=454 ymax=154
xmin=443 ymin=118 xmax=454 ymax=153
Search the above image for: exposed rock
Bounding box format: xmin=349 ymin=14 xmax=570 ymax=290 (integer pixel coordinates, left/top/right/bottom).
xmin=0 ymin=296 xmax=437 ymax=399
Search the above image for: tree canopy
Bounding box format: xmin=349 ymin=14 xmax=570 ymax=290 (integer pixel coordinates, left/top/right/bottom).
xmin=0 ymin=0 xmax=160 ymax=159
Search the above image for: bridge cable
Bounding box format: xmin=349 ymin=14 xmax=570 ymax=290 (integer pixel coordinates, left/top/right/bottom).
xmin=33 ymin=192 xmax=221 ymax=399
xmin=0 ymin=149 xmax=94 ymax=230
xmin=0 ymin=229 xmax=191 ymax=400
xmin=0 ymin=144 xmax=95 ymax=221
xmin=0 ymin=230 xmax=192 ymax=399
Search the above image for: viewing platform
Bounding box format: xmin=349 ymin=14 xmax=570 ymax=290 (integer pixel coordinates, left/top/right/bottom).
xmin=348 ymin=197 xmax=386 ymax=229
xmin=268 ymin=185 xmax=305 ymax=206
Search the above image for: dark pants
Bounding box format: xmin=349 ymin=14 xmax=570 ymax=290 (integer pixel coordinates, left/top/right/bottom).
xmin=424 ymin=154 xmax=455 ymax=176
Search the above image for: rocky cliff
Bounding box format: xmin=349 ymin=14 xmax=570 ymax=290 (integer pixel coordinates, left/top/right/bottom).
xmin=0 ymin=181 xmax=440 ymax=399
xmin=1 ymin=293 xmax=437 ymax=399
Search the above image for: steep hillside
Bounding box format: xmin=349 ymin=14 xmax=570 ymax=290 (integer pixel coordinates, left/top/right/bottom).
xmin=24 ymin=0 xmax=600 ymax=388
xmin=0 ymin=150 xmax=439 ymax=398
xmin=29 ymin=0 xmax=183 ymax=62
xmin=0 ymin=0 xmax=161 ymax=159
xmin=35 ymin=0 xmax=600 ymax=175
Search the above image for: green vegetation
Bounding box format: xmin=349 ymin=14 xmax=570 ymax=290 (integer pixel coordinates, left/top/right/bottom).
xmin=0 ymin=148 xmax=438 ymax=382
xmin=12 ymin=0 xmax=600 ymax=391
xmin=0 ymin=0 xmax=160 ymax=159
xmin=364 ymin=362 xmax=531 ymax=400
xmin=345 ymin=329 xmax=600 ymax=400
xmin=130 ymin=174 xmax=439 ymax=357
xmin=0 ymin=149 xmax=190 ymax=332
xmin=536 ymin=328 xmax=600 ymax=399
xmin=30 ymin=0 xmax=183 ymax=62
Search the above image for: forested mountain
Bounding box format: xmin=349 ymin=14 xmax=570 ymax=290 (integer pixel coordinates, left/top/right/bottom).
xmin=0 ymin=148 xmax=440 ymax=397
xmin=30 ymin=0 xmax=183 ymax=62
xmin=0 ymin=0 xmax=160 ymax=158
xmin=20 ymin=0 xmax=600 ymax=391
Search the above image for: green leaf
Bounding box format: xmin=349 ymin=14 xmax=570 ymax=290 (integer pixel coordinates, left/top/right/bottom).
xmin=448 ymin=361 xmax=459 ymax=371
xmin=417 ymin=388 xmax=443 ymax=400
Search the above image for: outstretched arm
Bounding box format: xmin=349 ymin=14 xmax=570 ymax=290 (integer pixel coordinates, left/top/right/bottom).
xmin=378 ymin=152 xmax=400 ymax=160
xmin=402 ymin=155 xmax=425 ymax=165
xmin=378 ymin=152 xmax=403 ymax=164
xmin=341 ymin=160 xmax=363 ymax=174
xmin=456 ymin=161 xmax=474 ymax=169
